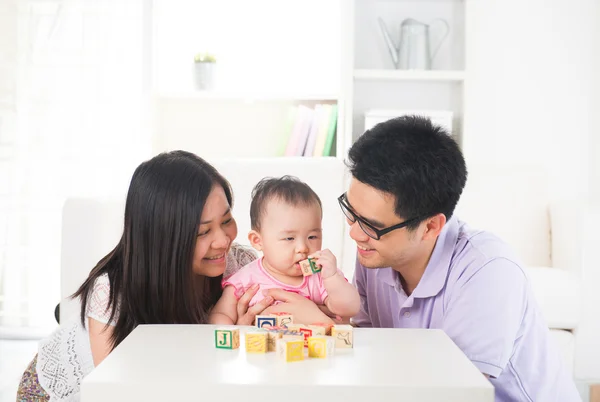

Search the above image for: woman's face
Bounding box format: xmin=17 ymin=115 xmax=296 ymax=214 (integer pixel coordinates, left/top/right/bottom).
xmin=192 ymin=185 xmax=238 ymax=277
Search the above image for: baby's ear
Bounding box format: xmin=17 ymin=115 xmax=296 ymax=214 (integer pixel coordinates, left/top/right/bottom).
xmin=247 ymin=230 xmax=263 ymax=251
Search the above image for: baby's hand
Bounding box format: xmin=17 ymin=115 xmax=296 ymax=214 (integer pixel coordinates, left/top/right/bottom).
xmin=309 ymin=249 xmax=338 ymax=279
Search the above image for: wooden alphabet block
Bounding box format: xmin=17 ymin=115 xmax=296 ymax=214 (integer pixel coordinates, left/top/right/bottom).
xmin=270 ymin=312 xmax=294 ymax=327
xmin=214 ymin=328 xmax=240 ymax=349
xmin=307 ymin=336 xmax=335 ymax=358
xmin=276 ymin=327 xmax=304 ymax=342
xmin=245 ymin=331 xmax=268 ymax=353
xmin=255 ymin=315 xmax=277 ymax=329
xmin=331 ymin=324 xmax=353 ymax=348
xmin=311 ymin=322 xmax=333 ymax=335
xmin=286 ymin=324 xmax=316 ymax=346
xmin=299 ymin=258 xmax=321 ymax=276
xmin=307 ymin=325 xmax=327 ymax=337
xmin=277 ymin=339 xmax=304 ymax=362
xmin=265 ymin=329 xmax=282 ymax=352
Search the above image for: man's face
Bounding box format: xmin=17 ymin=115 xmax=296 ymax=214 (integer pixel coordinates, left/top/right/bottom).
xmin=345 ymin=178 xmax=422 ymax=269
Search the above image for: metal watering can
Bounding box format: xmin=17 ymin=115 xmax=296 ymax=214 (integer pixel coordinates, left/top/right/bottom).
xmin=378 ymin=17 xmax=450 ymax=70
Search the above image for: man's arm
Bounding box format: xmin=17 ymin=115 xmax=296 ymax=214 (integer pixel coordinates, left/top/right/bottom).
xmin=441 ymin=258 xmax=528 ymax=378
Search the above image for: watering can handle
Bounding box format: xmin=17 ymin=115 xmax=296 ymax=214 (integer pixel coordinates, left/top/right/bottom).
xmin=429 ymin=19 xmax=450 ymax=64
xmin=377 ymin=17 xmax=399 ymax=67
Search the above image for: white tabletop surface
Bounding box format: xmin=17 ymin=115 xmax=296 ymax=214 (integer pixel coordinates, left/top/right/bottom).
xmin=81 ymin=324 xmax=493 ymax=402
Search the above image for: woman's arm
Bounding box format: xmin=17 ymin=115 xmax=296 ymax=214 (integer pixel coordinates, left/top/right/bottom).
xmin=209 ymin=286 xmax=238 ymax=325
xmin=88 ymin=318 xmax=114 ymax=366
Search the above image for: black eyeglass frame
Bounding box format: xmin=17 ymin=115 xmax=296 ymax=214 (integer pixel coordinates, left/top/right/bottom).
xmin=337 ymin=193 xmax=425 ymax=240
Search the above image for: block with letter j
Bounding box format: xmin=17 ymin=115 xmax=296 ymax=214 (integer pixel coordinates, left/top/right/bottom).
xmin=215 ymin=328 xmax=240 ymax=349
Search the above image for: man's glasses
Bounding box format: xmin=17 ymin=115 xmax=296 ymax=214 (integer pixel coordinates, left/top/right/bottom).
xmin=337 ymin=193 xmax=424 ymax=240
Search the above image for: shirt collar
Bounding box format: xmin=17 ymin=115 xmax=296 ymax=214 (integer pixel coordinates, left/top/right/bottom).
xmin=411 ymin=216 xmax=459 ymax=298
xmin=376 ymin=216 xmax=459 ymax=298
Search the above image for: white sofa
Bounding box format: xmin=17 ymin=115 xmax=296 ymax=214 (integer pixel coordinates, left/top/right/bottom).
xmin=60 ymin=158 xmax=600 ymax=381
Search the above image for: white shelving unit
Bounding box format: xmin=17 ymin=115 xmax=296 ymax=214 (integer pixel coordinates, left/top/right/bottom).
xmin=339 ymin=0 xmax=468 ymax=159
xmin=353 ymin=69 xmax=465 ymax=82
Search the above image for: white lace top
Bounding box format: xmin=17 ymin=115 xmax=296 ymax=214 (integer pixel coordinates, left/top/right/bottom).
xmin=36 ymin=244 xmax=257 ymax=401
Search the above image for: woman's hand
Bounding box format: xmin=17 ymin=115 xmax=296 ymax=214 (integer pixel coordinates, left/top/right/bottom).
xmin=262 ymin=289 xmax=334 ymax=325
xmin=235 ymin=284 xmax=274 ymax=325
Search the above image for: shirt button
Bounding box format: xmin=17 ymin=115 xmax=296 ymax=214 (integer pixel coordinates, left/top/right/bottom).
xmin=403 ymin=311 xmax=411 ymax=318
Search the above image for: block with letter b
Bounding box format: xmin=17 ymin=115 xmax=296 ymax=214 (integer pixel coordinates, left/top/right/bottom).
xmin=277 ymin=339 xmax=304 ymax=362
xmin=331 ymin=324 xmax=353 ymax=348
xmin=215 ymin=328 xmax=240 ymax=349
xmin=299 ymin=258 xmax=321 ymax=276
xmin=307 ymin=336 xmax=335 ymax=358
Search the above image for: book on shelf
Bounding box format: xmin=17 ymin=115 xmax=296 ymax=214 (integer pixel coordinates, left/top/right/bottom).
xmin=281 ymin=103 xmax=337 ymax=157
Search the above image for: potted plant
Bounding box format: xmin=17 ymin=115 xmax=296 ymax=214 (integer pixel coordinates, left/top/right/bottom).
xmin=193 ymin=52 xmax=216 ymax=90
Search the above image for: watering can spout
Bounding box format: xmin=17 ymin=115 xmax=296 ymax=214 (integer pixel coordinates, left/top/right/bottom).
xmin=377 ymin=17 xmax=399 ymax=67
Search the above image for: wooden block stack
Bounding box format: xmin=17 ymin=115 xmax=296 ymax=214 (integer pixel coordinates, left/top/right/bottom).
xmin=286 ymin=323 xmax=327 ymax=346
xmin=214 ymin=316 xmax=355 ymax=362
xmin=299 ymin=258 xmax=321 ymax=276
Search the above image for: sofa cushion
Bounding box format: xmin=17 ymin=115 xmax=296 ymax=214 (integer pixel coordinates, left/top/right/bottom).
xmin=549 ymin=329 xmax=575 ymax=374
xmin=525 ymin=266 xmax=581 ymax=330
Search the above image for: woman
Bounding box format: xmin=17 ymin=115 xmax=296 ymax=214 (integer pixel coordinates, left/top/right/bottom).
xmin=17 ymin=151 xmax=330 ymax=402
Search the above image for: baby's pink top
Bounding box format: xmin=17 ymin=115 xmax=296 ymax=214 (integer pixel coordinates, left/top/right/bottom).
xmin=222 ymin=257 xmax=330 ymax=307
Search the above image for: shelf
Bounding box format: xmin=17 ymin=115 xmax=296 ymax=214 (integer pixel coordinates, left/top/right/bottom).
xmin=353 ymin=69 xmax=465 ymax=82
xmin=155 ymin=90 xmax=339 ymax=102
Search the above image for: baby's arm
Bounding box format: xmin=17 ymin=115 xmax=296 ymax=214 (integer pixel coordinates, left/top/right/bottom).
xmin=310 ymin=249 xmax=360 ymax=317
xmin=208 ymin=286 xmax=239 ymax=325
xmin=323 ymin=273 xmax=361 ymax=317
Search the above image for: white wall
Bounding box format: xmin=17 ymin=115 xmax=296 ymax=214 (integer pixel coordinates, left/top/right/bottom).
xmin=463 ymin=0 xmax=595 ymax=203
xmin=463 ymin=0 xmax=600 ymax=380
xmin=151 ymin=0 xmax=343 ymax=157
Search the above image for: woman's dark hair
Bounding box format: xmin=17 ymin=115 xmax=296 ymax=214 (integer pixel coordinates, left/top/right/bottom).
xmin=347 ymin=115 xmax=467 ymax=230
xmin=72 ymin=150 xmax=233 ymax=350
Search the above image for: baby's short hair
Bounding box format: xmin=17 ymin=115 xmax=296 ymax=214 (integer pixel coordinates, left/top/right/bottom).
xmin=250 ymin=175 xmax=322 ymax=231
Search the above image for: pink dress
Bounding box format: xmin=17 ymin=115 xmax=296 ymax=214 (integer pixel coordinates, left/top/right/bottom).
xmin=223 ymin=257 xmax=331 ymax=306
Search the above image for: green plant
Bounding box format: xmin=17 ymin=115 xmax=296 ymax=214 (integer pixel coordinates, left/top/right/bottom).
xmin=194 ymin=52 xmax=216 ymax=63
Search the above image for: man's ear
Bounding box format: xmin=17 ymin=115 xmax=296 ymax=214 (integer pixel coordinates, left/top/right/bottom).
xmin=422 ymin=213 xmax=447 ymax=241
xmin=248 ymin=230 xmax=263 ymax=251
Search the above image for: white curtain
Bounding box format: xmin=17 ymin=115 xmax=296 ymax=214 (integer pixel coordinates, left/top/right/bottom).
xmin=0 ymin=0 xmax=151 ymax=332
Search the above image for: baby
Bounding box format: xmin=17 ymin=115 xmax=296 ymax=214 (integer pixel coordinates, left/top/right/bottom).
xmin=209 ymin=176 xmax=360 ymax=324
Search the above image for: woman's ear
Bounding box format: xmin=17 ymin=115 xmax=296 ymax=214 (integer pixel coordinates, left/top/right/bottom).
xmin=248 ymin=230 xmax=263 ymax=251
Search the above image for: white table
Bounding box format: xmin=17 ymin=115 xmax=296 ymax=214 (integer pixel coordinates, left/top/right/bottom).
xmin=82 ymin=325 xmax=493 ymax=402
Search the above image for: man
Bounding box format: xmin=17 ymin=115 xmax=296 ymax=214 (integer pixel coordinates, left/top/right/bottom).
xmin=343 ymin=116 xmax=580 ymax=401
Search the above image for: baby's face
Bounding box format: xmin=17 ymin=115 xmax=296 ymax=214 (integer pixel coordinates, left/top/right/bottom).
xmin=258 ymin=199 xmax=322 ymax=277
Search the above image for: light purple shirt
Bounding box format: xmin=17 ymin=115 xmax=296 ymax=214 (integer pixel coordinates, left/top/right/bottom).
xmin=353 ymin=217 xmax=581 ymax=402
